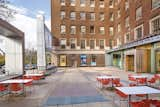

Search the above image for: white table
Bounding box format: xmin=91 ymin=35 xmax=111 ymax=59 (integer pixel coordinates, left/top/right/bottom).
xmin=116 ymin=86 xmax=160 ymax=107
xmin=97 ymin=76 xmax=119 ymax=87
xmin=130 ymin=75 xmax=148 ymax=79
xmin=24 ymin=74 xmax=43 ymax=77
xmin=0 ymin=79 xmax=33 ymax=84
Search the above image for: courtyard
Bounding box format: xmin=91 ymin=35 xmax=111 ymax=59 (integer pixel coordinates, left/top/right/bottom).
xmin=0 ymin=67 xmax=160 ymax=107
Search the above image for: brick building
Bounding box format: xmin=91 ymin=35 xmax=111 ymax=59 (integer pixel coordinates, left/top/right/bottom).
xmin=51 ymin=0 xmax=112 ymax=67
xmin=106 ymin=0 xmax=160 ymax=73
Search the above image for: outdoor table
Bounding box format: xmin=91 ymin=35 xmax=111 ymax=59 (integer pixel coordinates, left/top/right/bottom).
xmin=130 ymin=75 xmax=148 ymax=85
xmin=115 ymin=86 xmax=160 ymax=107
xmin=97 ymin=76 xmax=119 ymax=87
xmin=0 ymin=79 xmax=33 ymax=96
xmin=23 ymin=74 xmax=44 ymax=80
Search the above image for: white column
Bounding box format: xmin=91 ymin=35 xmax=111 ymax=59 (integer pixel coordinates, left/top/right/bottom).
xmin=37 ymin=14 xmax=46 ymax=71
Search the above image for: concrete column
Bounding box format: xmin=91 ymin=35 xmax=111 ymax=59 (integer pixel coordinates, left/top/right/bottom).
xmin=151 ymin=46 xmax=156 ymax=73
xmin=37 ymin=14 xmax=46 ymax=71
xmin=105 ymin=53 xmax=113 ymax=66
xmin=5 ymin=37 xmax=24 ymax=75
xmin=120 ymin=52 xmax=124 ymax=69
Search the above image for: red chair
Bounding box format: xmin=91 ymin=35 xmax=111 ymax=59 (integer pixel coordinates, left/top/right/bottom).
xmin=137 ymin=78 xmax=147 ymax=85
xmin=112 ymin=79 xmax=123 ymax=87
xmin=115 ymin=89 xmax=128 ymax=107
xmin=101 ymin=79 xmax=110 ymax=88
xmin=128 ymin=74 xmax=136 ymax=82
xmin=129 ymin=83 xmax=137 ymax=87
xmin=0 ymin=84 xmax=6 ymax=91
xmin=130 ymin=101 xmax=145 ymax=107
xmin=151 ymin=99 xmax=160 ymax=107
xmin=147 ymin=77 xmax=156 ymax=86
xmin=142 ymin=99 xmax=151 ymax=107
xmin=10 ymin=83 xmax=22 ymax=93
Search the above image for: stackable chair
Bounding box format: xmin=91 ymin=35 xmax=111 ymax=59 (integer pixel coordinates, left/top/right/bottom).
xmin=115 ymin=89 xmax=128 ymax=107
xmin=112 ymin=78 xmax=123 ymax=87
xmin=10 ymin=83 xmax=22 ymax=95
xmin=101 ymin=79 xmax=110 ymax=88
xmin=147 ymin=77 xmax=156 ymax=86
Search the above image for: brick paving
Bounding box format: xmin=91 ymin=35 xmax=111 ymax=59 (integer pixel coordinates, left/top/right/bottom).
xmin=0 ymin=67 xmax=160 ymax=107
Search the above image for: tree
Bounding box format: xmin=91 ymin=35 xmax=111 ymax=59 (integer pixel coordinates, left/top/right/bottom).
xmin=0 ymin=0 xmax=16 ymax=21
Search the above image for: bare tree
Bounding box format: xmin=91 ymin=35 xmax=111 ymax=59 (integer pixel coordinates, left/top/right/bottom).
xmin=0 ymin=0 xmax=16 ymax=21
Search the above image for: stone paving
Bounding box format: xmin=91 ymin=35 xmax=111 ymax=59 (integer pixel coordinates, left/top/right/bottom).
xmin=0 ymin=67 xmax=160 ymax=107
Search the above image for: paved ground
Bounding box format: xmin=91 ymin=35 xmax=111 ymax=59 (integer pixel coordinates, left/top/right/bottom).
xmin=0 ymin=67 xmax=160 ymax=107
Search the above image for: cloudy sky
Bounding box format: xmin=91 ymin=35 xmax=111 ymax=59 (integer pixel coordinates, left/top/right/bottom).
xmin=0 ymin=0 xmax=51 ymax=51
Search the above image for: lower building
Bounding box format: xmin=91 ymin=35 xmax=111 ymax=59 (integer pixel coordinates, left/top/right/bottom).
xmin=52 ymin=49 xmax=105 ymax=67
xmin=106 ymin=34 xmax=160 ymax=73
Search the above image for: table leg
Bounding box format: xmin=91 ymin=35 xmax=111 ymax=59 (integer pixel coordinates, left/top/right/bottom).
xmin=129 ymin=95 xmax=131 ymax=107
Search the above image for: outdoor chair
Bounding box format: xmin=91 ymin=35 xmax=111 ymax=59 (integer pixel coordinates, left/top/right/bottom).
xmin=10 ymin=83 xmax=22 ymax=95
xmin=147 ymin=77 xmax=156 ymax=86
xmin=115 ymin=89 xmax=128 ymax=107
xmin=112 ymin=78 xmax=123 ymax=87
xmin=129 ymin=101 xmax=145 ymax=107
xmin=101 ymin=79 xmax=110 ymax=88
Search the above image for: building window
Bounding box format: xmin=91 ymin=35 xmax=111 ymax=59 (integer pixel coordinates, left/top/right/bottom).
xmin=125 ymin=0 xmax=129 ymax=10
xmin=70 ymin=0 xmax=76 ymax=6
xmin=99 ymin=27 xmax=105 ymax=34
xmin=80 ymin=12 xmax=86 ymax=20
xmin=60 ymin=25 xmax=66 ymax=34
xmin=90 ymin=25 xmax=95 ymax=34
xmin=125 ymin=17 xmax=129 ymax=28
xmin=99 ymin=40 xmax=104 ymax=49
xmin=80 ymin=26 xmax=86 ymax=34
xmin=60 ymin=11 xmax=65 ymax=20
xmin=70 ymin=26 xmax=76 ymax=34
xmin=80 ymin=40 xmax=86 ymax=49
xmin=70 ymin=12 xmax=76 ymax=20
xmin=118 ymin=23 xmax=121 ymax=32
xmin=136 ymin=7 xmax=142 ymax=20
xmin=150 ymin=16 xmax=160 ymax=34
xmin=60 ymin=0 xmax=65 ymax=6
xmin=91 ymin=55 xmax=96 ymax=66
xmin=117 ymin=9 xmax=121 ymax=18
xmin=99 ymin=12 xmax=104 ymax=21
xmin=109 ymin=12 xmax=114 ymax=21
xmin=60 ymin=39 xmax=66 ymax=49
xmin=134 ymin=24 xmax=143 ymax=40
xmin=109 ymin=27 xmax=114 ymax=36
xmin=90 ymin=0 xmax=95 ymax=7
xmin=117 ymin=37 xmax=121 ymax=46
xmin=90 ymin=13 xmax=95 ymax=21
xmin=99 ymin=0 xmax=104 ymax=8
xmin=80 ymin=0 xmax=86 ymax=7
xmin=70 ymin=38 xmax=76 ymax=49
xmin=109 ymin=0 xmax=114 ymax=8
xmin=90 ymin=40 xmax=95 ymax=49
xmin=125 ymin=33 xmax=130 ymax=43
xmin=152 ymin=0 xmax=160 ymax=9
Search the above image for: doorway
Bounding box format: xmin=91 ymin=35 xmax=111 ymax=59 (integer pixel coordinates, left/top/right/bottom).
xmin=59 ymin=55 xmax=67 ymax=66
xmin=126 ymin=55 xmax=134 ymax=71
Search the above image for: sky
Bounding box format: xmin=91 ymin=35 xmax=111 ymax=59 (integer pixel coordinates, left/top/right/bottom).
xmin=0 ymin=0 xmax=51 ymax=51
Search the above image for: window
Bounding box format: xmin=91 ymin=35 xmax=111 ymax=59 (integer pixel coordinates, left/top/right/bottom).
xmin=60 ymin=11 xmax=65 ymax=19
xmin=90 ymin=25 xmax=95 ymax=34
xmin=90 ymin=40 xmax=95 ymax=49
xmin=125 ymin=33 xmax=130 ymax=43
xmin=90 ymin=0 xmax=95 ymax=7
xmin=60 ymin=39 xmax=66 ymax=49
xmin=80 ymin=26 xmax=86 ymax=34
xmin=117 ymin=37 xmax=121 ymax=46
xmin=91 ymin=55 xmax=96 ymax=66
xmin=60 ymin=25 xmax=66 ymax=34
xmin=80 ymin=12 xmax=86 ymax=20
xmin=80 ymin=0 xmax=86 ymax=7
xmin=99 ymin=0 xmax=104 ymax=8
xmin=70 ymin=38 xmax=76 ymax=49
xmin=99 ymin=40 xmax=104 ymax=49
xmin=125 ymin=0 xmax=129 ymax=10
xmin=90 ymin=13 xmax=95 ymax=21
xmin=70 ymin=0 xmax=76 ymax=6
xmin=99 ymin=12 xmax=104 ymax=21
xmin=150 ymin=16 xmax=160 ymax=34
xmin=70 ymin=26 xmax=76 ymax=34
xmin=99 ymin=27 xmax=105 ymax=34
xmin=70 ymin=12 xmax=76 ymax=20
xmin=117 ymin=9 xmax=121 ymax=18
xmin=109 ymin=27 xmax=114 ymax=36
xmin=109 ymin=0 xmax=114 ymax=8
xmin=125 ymin=17 xmax=129 ymax=28
xmin=134 ymin=25 xmax=143 ymax=39
xmin=80 ymin=40 xmax=86 ymax=49
xmin=136 ymin=7 xmax=142 ymax=20
xmin=60 ymin=0 xmax=65 ymax=6
xmin=118 ymin=24 xmax=121 ymax=32
xmin=109 ymin=12 xmax=114 ymax=21
xmin=152 ymin=0 xmax=160 ymax=9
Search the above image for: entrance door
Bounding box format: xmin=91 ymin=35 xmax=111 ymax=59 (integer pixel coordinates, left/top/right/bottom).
xmin=126 ymin=55 xmax=134 ymax=71
xmin=60 ymin=55 xmax=67 ymax=66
